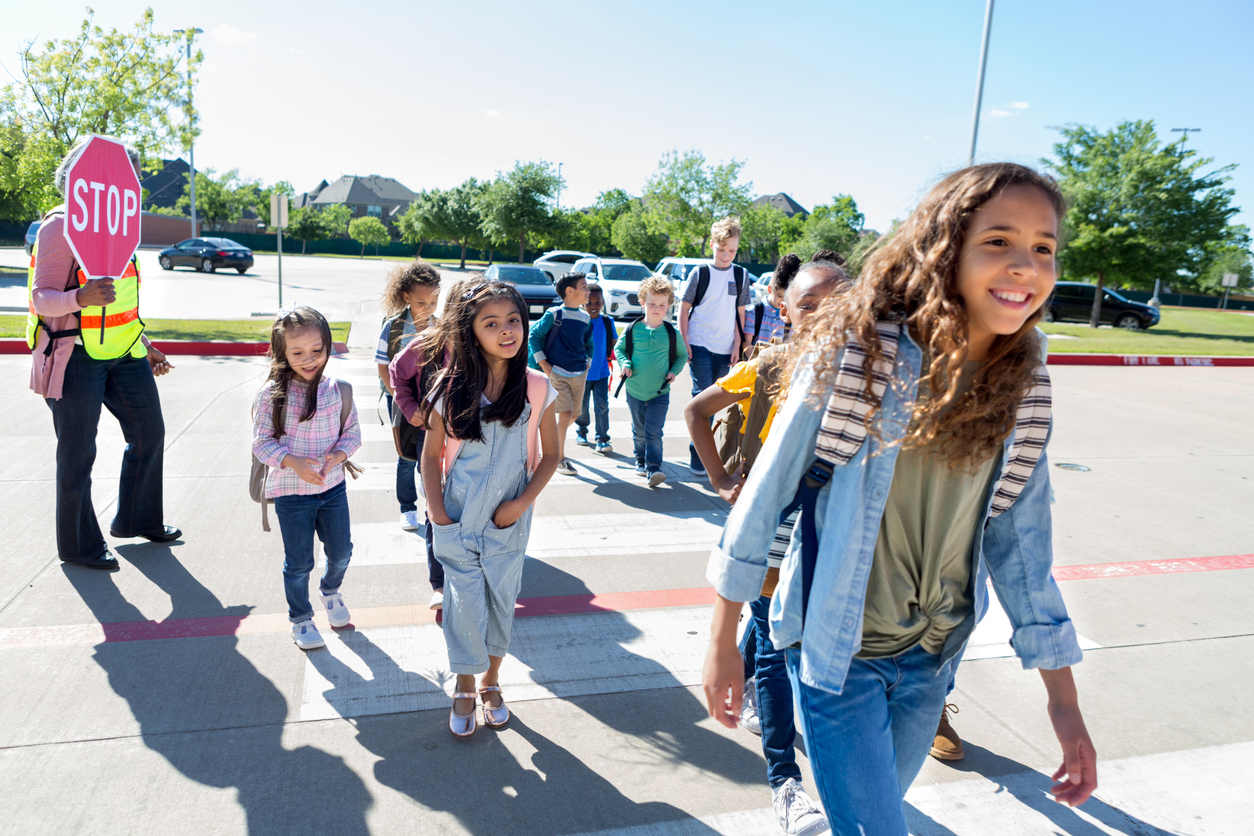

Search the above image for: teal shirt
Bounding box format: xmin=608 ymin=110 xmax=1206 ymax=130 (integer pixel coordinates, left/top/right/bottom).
xmin=613 ymin=321 xmax=688 ymax=400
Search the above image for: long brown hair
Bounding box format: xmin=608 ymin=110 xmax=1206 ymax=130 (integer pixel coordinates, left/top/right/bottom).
xmin=786 ymin=163 xmax=1065 ymax=466
xmin=419 ymin=277 xmax=530 ymax=442
xmin=262 ymin=306 xmax=333 ymax=439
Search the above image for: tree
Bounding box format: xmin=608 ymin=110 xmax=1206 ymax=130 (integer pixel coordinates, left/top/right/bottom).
xmin=320 ymin=204 xmax=353 ymax=239
xmin=643 ymin=149 xmax=753 ymax=255
xmin=784 ymin=195 xmax=866 ymax=262
xmin=476 ymin=161 xmax=561 ymax=263
xmin=348 ymin=216 xmax=391 ymax=257
xmin=1046 ymin=121 xmax=1240 ymax=326
xmin=611 ymin=202 xmax=670 ymax=264
xmin=286 ymin=207 xmax=327 ymax=254
xmin=175 ymin=168 xmax=249 ymax=231
xmin=0 ymin=8 xmax=198 ymax=220
xmin=397 ymin=191 xmax=440 ymax=256
xmin=739 ymin=203 xmax=789 ymax=264
xmin=1195 ymin=227 xmax=1253 ymax=294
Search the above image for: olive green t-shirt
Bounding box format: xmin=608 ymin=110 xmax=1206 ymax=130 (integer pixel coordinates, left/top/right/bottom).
xmin=857 ymin=361 xmax=1001 ymax=658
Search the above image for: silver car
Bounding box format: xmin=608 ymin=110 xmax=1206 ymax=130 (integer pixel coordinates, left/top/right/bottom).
xmin=533 ymin=250 xmax=595 ymax=283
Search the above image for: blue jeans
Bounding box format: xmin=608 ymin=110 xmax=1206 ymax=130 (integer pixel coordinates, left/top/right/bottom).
xmin=575 ymin=376 xmax=610 ymax=443
xmin=687 ymin=344 xmax=731 ymax=469
xmin=385 ymin=394 xmax=418 ymax=513
xmin=274 ymin=481 xmax=353 ymax=622
xmin=625 ymin=391 xmax=669 ymax=473
xmin=744 ymin=596 xmax=800 ymax=788
xmin=46 ymin=345 xmax=166 ymax=562
xmin=787 ymin=644 xmax=954 ymax=835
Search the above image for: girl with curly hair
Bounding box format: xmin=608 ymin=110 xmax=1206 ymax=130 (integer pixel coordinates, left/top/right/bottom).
xmin=702 ymin=163 xmax=1097 ymax=832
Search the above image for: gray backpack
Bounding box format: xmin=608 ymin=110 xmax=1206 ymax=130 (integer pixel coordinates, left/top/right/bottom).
xmin=250 ymin=379 xmax=357 ymax=531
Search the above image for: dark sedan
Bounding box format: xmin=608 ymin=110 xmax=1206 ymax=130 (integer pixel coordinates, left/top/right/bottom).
xmin=157 ymin=238 xmax=255 ymax=274
xmin=1043 ymin=281 xmax=1159 ymax=330
xmin=483 ymin=264 xmax=560 ymax=318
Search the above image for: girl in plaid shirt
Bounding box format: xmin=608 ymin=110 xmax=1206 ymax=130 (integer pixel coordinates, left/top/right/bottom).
xmin=252 ymin=307 xmax=362 ymax=650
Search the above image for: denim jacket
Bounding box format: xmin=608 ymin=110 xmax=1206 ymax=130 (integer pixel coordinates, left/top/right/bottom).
xmin=706 ymin=329 xmax=1082 ymax=695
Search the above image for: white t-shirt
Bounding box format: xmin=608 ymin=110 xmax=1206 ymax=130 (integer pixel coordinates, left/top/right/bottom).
xmin=682 ymin=265 xmax=752 ymax=356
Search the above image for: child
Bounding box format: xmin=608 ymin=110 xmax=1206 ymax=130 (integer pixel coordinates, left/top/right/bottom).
xmin=686 ymin=259 xmax=847 ymax=836
xmin=421 ymin=279 xmax=559 ymax=737
xmin=528 ymin=272 xmax=593 ymax=476
xmin=703 ymin=164 xmax=1098 ymax=831
xmin=748 ymin=254 xmax=798 ymax=346
xmin=614 ymin=276 xmax=687 ymax=488
xmin=253 ymin=307 xmax=362 ymax=651
xmin=574 ymin=281 xmax=617 ymax=454
xmin=679 ymin=217 xmax=753 ymax=476
xmin=375 ymin=260 xmax=441 ymax=531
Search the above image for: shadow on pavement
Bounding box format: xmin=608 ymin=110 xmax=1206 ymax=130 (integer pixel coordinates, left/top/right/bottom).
xmin=66 ymin=545 xmax=373 ymax=835
xmin=908 ymin=743 xmax=1178 ymax=836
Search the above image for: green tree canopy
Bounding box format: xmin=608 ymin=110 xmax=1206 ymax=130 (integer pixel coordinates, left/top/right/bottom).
xmin=739 ymin=203 xmax=789 ymax=264
xmin=1046 ymin=120 xmax=1241 ymax=325
xmin=320 ymin=204 xmax=353 ymax=239
xmin=175 ymin=168 xmax=251 ymax=231
xmin=611 ymin=201 xmax=670 ymax=264
xmin=782 ymin=195 xmax=864 ymax=262
xmin=643 ymin=149 xmax=752 ymax=255
xmin=0 ymin=8 xmax=199 ymax=220
xmin=476 ymin=161 xmax=561 ymax=263
xmin=285 ymin=207 xmax=327 ymax=254
xmin=348 ymin=216 xmax=391 ymax=257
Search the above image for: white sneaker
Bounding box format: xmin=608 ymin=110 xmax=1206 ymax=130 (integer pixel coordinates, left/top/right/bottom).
xmin=291 ymin=619 xmax=325 ymax=650
xmin=647 ymin=470 xmax=666 ymax=487
xmin=400 ymin=510 xmax=420 ymax=531
xmin=320 ymin=591 xmax=351 ymax=627
xmin=739 ymin=677 xmax=762 ymax=735
xmin=773 ymin=779 xmax=829 ymax=836
xmin=429 ymin=589 xmax=444 ymax=611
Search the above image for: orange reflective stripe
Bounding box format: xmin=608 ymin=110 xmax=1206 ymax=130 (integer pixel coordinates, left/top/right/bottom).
xmin=76 ymin=261 xmax=139 ymax=286
xmin=79 ymin=308 xmax=140 ymax=328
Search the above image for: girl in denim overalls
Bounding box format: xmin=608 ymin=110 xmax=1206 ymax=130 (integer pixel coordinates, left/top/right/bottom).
xmin=420 ymin=279 xmax=558 ymax=738
xmin=702 ymin=164 xmax=1098 ymax=834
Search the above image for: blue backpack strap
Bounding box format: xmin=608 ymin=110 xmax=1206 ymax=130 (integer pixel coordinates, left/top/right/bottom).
xmin=778 ymin=458 xmax=835 ymax=630
xmin=542 ymin=307 xmax=564 ymax=358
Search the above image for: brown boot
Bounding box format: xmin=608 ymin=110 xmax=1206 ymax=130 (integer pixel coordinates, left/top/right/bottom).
xmin=929 ymin=703 xmax=964 ymax=761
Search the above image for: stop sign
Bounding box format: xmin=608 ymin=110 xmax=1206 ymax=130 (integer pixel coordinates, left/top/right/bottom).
xmin=62 ymin=135 xmax=142 ymax=279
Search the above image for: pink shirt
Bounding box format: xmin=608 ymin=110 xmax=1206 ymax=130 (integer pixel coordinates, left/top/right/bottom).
xmin=251 ymin=376 xmax=363 ymax=498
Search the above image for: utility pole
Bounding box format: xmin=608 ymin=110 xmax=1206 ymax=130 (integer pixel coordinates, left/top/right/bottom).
xmin=556 ymin=162 xmax=563 ymax=211
xmin=173 ymin=28 xmax=203 ymax=239
xmin=967 ymin=0 xmax=995 ymax=167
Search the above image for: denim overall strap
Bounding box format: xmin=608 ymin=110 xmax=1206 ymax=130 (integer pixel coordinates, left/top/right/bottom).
xmin=780 ymin=458 xmax=834 ymax=628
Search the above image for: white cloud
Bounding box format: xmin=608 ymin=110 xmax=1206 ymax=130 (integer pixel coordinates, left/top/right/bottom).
xmin=481 ymin=109 xmax=501 ymax=118
xmin=211 ymin=25 xmax=256 ymax=44
xmin=989 ymin=109 xmax=1010 ymax=118
xmin=1011 ymin=101 xmax=1029 ymax=109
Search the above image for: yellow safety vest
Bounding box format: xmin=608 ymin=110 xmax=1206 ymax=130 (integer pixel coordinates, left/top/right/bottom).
xmin=27 ymin=208 xmax=145 ymax=360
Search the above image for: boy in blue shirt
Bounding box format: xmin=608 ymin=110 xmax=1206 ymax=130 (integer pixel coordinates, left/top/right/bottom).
xmin=575 ymin=282 xmax=616 ymax=454
xmin=529 ymin=272 xmax=594 ymax=476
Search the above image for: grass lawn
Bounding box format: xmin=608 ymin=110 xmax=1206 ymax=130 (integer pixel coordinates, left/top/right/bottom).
xmin=0 ymin=315 xmax=350 ymax=343
xmin=1042 ymin=307 xmax=1254 ymax=355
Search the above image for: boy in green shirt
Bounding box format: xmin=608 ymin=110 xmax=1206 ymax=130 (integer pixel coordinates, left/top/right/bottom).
xmin=614 ymin=276 xmax=687 ymax=487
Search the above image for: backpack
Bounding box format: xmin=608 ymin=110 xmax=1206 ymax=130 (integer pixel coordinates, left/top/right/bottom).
xmin=752 ymin=301 xmax=765 ymax=343
xmin=613 ymin=318 xmax=678 ymax=397
xmin=690 ymin=264 xmax=747 ymax=352
xmin=250 ymin=379 xmax=360 ymax=532
xmin=442 ymin=369 xmax=550 ymax=478
xmin=710 ymin=342 xmax=784 ymax=478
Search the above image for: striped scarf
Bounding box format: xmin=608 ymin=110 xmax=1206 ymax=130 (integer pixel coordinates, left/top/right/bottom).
xmin=813 ymin=322 xmax=1051 ymax=518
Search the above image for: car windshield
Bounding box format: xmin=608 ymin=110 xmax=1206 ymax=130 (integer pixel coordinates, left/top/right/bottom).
xmin=603 ymin=265 xmax=652 ymax=282
xmin=497 ymin=267 xmax=550 ymax=285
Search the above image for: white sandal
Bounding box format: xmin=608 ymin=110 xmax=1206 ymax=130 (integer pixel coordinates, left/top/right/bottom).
xmin=479 ymin=684 xmax=509 ymax=730
xmin=449 ymin=692 xmax=478 ymax=738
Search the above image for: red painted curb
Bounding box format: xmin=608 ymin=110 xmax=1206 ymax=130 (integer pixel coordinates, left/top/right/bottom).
xmin=0 ymin=339 xmax=349 ymax=356
xmin=1047 ymin=353 xmax=1254 ymax=367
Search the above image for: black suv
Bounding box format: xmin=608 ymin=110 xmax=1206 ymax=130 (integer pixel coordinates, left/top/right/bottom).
xmin=1042 ymin=282 xmax=1159 ymax=330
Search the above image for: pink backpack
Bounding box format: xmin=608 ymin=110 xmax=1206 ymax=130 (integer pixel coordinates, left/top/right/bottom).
xmin=442 ymin=369 xmax=549 ymax=478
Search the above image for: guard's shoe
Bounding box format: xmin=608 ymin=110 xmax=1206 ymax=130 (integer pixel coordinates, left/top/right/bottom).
xmin=772 ymin=778 xmax=829 ymax=836
xmin=930 ymin=703 xmax=964 ymax=761
xmin=291 ymin=619 xmax=325 ymax=650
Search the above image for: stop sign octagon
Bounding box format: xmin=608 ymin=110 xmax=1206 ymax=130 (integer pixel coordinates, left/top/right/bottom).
xmin=62 ymin=135 xmax=142 ymax=280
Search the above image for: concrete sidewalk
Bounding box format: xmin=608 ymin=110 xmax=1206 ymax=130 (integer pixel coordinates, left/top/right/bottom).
xmin=1 ymin=296 xmax=1252 ymax=835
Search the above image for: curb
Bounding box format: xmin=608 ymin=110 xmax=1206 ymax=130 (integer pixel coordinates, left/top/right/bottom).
xmin=0 ymin=339 xmax=349 ymax=356
xmin=1046 ymin=353 xmax=1254 ymax=367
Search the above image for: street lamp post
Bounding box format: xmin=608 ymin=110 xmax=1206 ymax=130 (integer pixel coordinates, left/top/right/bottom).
xmin=556 ymin=162 xmax=563 ymax=211
xmin=967 ymin=0 xmax=995 ymax=167
xmin=1147 ymin=128 xmax=1203 ymax=309
xmin=173 ymin=28 xmax=203 ymax=239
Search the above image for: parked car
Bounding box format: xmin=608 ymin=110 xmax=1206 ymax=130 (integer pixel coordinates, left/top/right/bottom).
xmin=157 ymin=238 xmax=254 ymax=274
xmin=752 ymin=271 xmax=773 ymax=305
xmin=533 ymin=250 xmax=595 ymax=283
xmin=571 ymin=256 xmax=656 ymax=319
xmin=1043 ymin=281 xmax=1159 ymax=330
xmin=654 ymin=256 xmax=712 ymax=287
xmin=24 ymin=221 xmax=41 ymax=256
xmin=484 ymin=264 xmax=560 ymax=319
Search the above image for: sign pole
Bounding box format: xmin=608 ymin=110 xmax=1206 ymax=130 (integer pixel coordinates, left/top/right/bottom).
xmin=278 ymin=226 xmax=284 ymax=309
xmin=271 ymin=193 xmax=289 ymax=309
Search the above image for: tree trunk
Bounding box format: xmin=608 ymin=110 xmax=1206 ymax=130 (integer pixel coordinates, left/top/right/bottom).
xmin=1089 ymin=271 xmax=1104 ymax=328
xmin=459 ymin=242 xmax=468 ymax=270
xmin=302 ymin=240 xmax=307 ymax=255
xmin=416 ymin=239 xmax=425 ymax=257
xmin=518 ymin=233 xmax=526 ymax=265
xmin=360 ymin=243 xmax=365 ymax=257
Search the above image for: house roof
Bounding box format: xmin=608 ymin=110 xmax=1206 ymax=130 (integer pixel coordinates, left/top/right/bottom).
xmin=141 ymin=158 xmax=190 ymax=210
xmin=752 ymin=192 xmax=809 ymax=219
xmin=311 ymin=175 xmax=419 ymax=207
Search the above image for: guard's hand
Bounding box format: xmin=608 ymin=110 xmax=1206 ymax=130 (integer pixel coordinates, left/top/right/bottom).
xmin=147 ymin=344 xmax=174 ymax=377
xmin=77 ymin=278 xmax=116 ymax=307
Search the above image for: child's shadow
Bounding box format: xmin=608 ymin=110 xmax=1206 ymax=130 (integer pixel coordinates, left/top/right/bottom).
xmin=309 ymin=635 xmax=720 ymax=836
xmin=905 ymin=743 xmax=1178 ymax=836
xmin=66 ymin=546 xmax=372 ymax=836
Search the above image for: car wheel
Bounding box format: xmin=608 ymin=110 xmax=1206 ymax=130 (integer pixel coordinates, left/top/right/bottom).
xmin=159 ymin=256 xmax=172 ymax=270
xmin=1041 ymin=307 xmax=1056 ymax=323
xmin=1116 ymin=314 xmax=1143 ymax=330
xmin=202 ymin=258 xmax=215 ymax=273
xmin=236 ymin=267 xmax=247 ymax=274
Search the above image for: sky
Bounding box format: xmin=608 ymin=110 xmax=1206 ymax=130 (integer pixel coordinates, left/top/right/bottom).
xmin=5 ymin=0 xmax=1253 ymax=237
